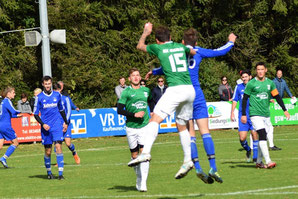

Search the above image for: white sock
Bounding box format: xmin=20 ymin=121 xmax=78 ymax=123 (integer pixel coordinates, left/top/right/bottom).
xmin=142 ymin=122 xmax=159 ymax=154
xmin=249 ymin=133 xmax=253 ymax=150
xmin=259 ymin=140 xmax=271 ymax=164
xmin=257 ymin=142 xmax=263 ymax=164
xmin=267 ymin=125 xmax=274 ymax=147
xmin=179 ymin=129 xmax=191 ymax=163
xmin=140 ymin=161 xmax=149 ymax=189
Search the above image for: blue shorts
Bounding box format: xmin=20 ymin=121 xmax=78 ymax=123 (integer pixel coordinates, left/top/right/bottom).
xmin=41 ymin=120 xmax=64 ymax=145
xmin=0 ymin=127 xmax=17 ymax=141
xmin=238 ymin=117 xmax=254 ymax=132
xmin=192 ymin=86 xmax=208 ymax=120
xmin=63 ymin=122 xmax=72 ymax=139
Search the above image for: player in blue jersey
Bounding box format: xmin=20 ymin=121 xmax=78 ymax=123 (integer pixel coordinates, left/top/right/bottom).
xmin=231 ymin=70 xmax=258 ymax=163
xmin=53 ymin=83 xmax=80 ymax=165
xmin=0 ymin=87 xmax=22 ymax=168
xmin=33 ymin=76 xmax=68 ymax=180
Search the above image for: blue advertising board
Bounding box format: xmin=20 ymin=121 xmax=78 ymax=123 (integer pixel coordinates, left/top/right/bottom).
xmin=70 ymin=108 xmax=178 ymax=139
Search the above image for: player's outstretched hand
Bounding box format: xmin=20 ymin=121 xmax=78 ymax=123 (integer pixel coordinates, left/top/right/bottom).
xmin=284 ymin=111 xmax=290 ymax=120
xmin=228 ymin=33 xmax=237 ymax=43
xmin=143 ymin=22 xmax=153 ymax=36
xmin=43 ymin=124 xmax=50 ymax=131
xmin=134 ymin=111 xmax=145 ymax=118
xmin=145 ymin=70 xmax=153 ymax=80
xmin=240 ymin=116 xmax=247 ymax=124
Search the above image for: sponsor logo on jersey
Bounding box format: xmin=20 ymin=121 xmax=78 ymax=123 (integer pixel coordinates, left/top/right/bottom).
xmin=132 ymin=101 xmax=147 ymax=109
xmin=256 ymin=92 xmax=268 ymax=100
xmin=53 ymin=97 xmax=57 ymax=102
xmin=71 ymin=114 xmax=87 ymax=134
xmin=255 ymin=86 xmax=260 ymax=89
xmin=43 ymin=103 xmax=58 ymax=108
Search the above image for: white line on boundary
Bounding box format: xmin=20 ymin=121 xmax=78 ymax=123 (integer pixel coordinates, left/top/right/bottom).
xmin=1 ymin=185 xmax=298 ymax=199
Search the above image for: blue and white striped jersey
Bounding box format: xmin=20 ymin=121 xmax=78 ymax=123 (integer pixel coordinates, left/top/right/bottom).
xmin=0 ymin=98 xmax=20 ymax=127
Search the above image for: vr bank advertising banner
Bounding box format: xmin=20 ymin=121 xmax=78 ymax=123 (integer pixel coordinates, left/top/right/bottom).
xmin=9 ymin=98 xmax=297 ymax=142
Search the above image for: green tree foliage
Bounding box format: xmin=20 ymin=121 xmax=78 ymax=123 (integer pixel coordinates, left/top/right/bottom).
xmin=0 ymin=0 xmax=297 ymax=107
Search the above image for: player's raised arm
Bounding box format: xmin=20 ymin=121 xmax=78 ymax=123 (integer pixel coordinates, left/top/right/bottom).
xmin=136 ymin=22 xmax=153 ymax=52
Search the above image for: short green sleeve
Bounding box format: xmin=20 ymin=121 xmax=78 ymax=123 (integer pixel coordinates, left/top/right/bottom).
xmin=118 ymin=90 xmax=128 ymax=104
xmin=244 ymin=81 xmax=253 ymax=96
xmin=146 ymin=44 xmax=159 ymax=56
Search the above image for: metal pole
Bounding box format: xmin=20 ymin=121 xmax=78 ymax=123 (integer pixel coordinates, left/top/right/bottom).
xmin=39 ymin=0 xmax=52 ymax=77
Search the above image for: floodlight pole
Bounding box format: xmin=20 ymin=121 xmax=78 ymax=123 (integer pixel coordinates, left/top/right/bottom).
xmin=39 ymin=0 xmax=52 ymax=77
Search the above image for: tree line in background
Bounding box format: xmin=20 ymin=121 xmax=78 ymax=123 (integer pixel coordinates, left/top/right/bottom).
xmin=0 ymin=0 xmax=297 ymax=108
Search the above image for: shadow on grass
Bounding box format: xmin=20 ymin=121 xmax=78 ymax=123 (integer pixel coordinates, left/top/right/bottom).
xmin=108 ymin=185 xmax=138 ymax=192
xmin=29 ymin=175 xmax=51 ymax=180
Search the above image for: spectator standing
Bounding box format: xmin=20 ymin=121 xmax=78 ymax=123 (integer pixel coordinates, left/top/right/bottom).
xmin=273 ymin=69 xmax=295 ymax=99
xmin=17 ymin=93 xmax=32 ymax=114
xmin=30 ymin=88 xmax=42 ymax=112
xmin=152 ymin=77 xmax=167 ymax=106
xmin=218 ymin=76 xmax=233 ymax=101
xmin=115 ymin=77 xmax=128 ymax=101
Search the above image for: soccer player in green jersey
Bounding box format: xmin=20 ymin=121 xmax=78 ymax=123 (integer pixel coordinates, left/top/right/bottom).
xmin=128 ymin=22 xmax=197 ymax=180
xmin=117 ymin=68 xmax=153 ymax=192
xmin=241 ymin=62 xmax=290 ymax=169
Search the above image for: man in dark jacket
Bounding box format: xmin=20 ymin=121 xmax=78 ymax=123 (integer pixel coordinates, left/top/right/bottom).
xmin=273 ymin=69 xmax=295 ymax=99
xmin=152 ymin=77 xmax=167 ymax=107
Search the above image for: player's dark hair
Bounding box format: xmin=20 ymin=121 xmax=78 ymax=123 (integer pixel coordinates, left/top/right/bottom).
xmin=53 ymin=83 xmax=61 ymax=90
xmin=255 ymin=62 xmax=266 ymax=68
xmin=183 ymin=28 xmax=198 ymax=47
xmin=3 ymin=86 xmax=14 ymax=97
xmin=240 ymin=69 xmax=251 ymax=76
xmin=21 ymin=93 xmax=28 ymax=99
xmin=42 ymin=75 xmax=52 ymax=83
xmin=155 ymin=26 xmax=170 ymax=42
xmin=128 ymin=68 xmax=140 ymax=76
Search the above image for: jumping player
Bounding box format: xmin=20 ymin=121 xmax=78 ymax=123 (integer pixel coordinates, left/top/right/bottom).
xmin=231 ymin=70 xmax=258 ymax=163
xmin=0 ymin=87 xmax=22 ymax=168
xmin=34 ymin=76 xmax=68 ymax=179
xmin=128 ymin=22 xmax=197 ymax=180
xmin=117 ymin=68 xmax=153 ymax=192
xmin=241 ymin=62 xmax=290 ymax=168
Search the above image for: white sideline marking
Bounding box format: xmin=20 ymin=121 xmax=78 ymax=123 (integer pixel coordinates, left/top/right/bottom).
xmin=1 ymin=185 xmax=298 ymax=199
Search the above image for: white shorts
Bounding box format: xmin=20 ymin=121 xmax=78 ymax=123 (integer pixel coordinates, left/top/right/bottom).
xmin=126 ymin=125 xmax=148 ymax=150
xmin=154 ymin=85 xmax=195 ymax=125
xmin=250 ymin=116 xmax=272 ymax=133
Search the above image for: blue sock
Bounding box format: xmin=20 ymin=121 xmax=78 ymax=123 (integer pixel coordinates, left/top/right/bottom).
xmin=68 ymin=144 xmax=76 ymax=156
xmin=202 ymin=133 xmax=217 ymax=172
xmin=44 ymin=155 xmax=52 ymax=175
xmin=4 ymin=145 xmax=17 ymax=159
xmin=56 ymin=153 xmax=64 ymax=176
xmin=240 ymin=140 xmax=251 ymax=152
xmin=253 ymin=140 xmax=259 ymax=160
xmin=191 ymin=137 xmax=202 ymax=171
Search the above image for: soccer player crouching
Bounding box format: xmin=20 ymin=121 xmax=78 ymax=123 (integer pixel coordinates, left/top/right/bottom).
xmin=0 ymin=87 xmax=22 ymax=168
xmin=117 ymin=68 xmax=154 ymax=192
xmin=231 ymin=70 xmax=259 ymax=163
xmin=34 ymin=76 xmax=69 ymax=179
xmin=241 ymin=62 xmax=290 ymax=169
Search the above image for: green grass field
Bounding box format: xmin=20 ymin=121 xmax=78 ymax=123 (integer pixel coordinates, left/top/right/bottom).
xmin=0 ymin=125 xmax=297 ymax=199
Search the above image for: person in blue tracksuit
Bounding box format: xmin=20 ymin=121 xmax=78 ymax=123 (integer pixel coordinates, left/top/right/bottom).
xmin=231 ymin=70 xmax=258 ymax=162
xmin=0 ymin=87 xmax=22 ymax=168
xmin=34 ymin=76 xmax=68 ymax=180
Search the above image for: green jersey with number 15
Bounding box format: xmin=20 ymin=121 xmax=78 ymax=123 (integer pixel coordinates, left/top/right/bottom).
xmin=147 ymin=41 xmax=192 ymax=87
